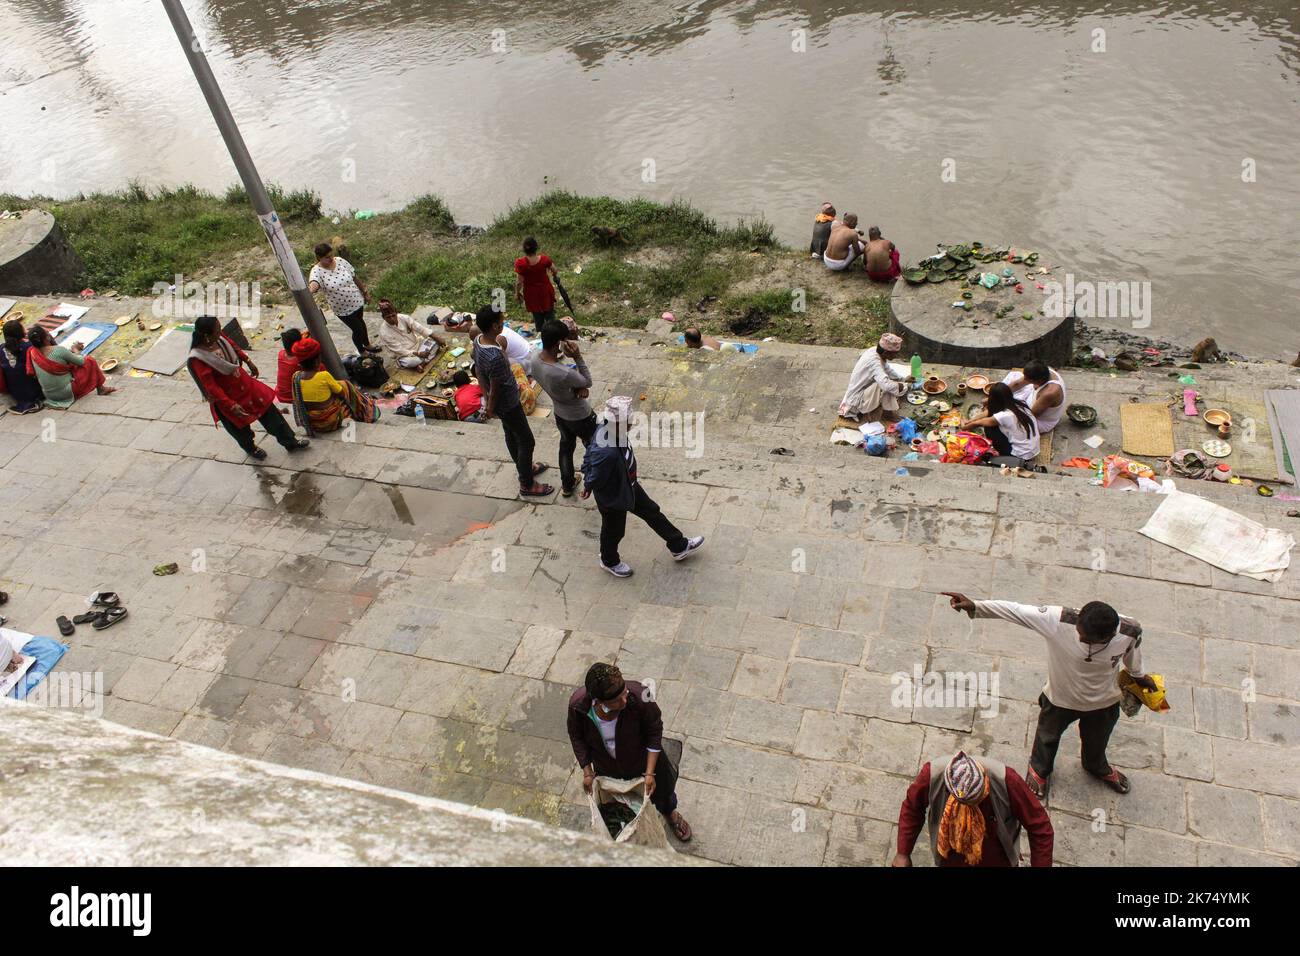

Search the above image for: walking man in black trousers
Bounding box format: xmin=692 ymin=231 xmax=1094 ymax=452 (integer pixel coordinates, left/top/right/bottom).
xmin=581 ymin=396 xmax=703 ymax=577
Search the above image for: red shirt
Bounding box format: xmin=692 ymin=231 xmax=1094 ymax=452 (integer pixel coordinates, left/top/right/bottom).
xmin=897 ymin=761 xmax=1053 ymax=866
xmin=514 ymin=254 xmax=555 ymax=313
xmin=276 ymin=349 xmax=300 ymax=403
xmin=189 ymin=336 xmax=276 ymax=428
xmin=454 ymin=382 xmax=484 ymax=420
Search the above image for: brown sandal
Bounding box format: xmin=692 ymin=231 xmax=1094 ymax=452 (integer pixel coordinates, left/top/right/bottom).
xmin=669 ymin=810 xmax=692 ymax=842
xmin=520 ymin=482 xmax=554 ymax=497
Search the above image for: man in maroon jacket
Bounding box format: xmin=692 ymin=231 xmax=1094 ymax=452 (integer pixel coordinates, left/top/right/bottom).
xmin=566 ymin=663 xmax=692 ymax=842
xmin=892 ymin=750 xmax=1053 ymax=867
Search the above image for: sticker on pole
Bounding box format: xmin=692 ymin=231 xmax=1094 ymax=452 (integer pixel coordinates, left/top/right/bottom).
xmin=258 ymin=211 xmax=307 ymax=291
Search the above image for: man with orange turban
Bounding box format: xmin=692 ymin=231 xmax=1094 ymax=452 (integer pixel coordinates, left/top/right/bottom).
xmin=892 ymin=750 xmax=1053 ymax=867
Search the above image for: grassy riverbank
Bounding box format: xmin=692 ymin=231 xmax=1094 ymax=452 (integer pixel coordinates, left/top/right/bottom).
xmin=1 ymin=185 xmax=891 ymax=347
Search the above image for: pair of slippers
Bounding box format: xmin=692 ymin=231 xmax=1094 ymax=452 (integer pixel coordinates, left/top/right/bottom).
xmin=57 ymin=591 xmax=128 ymax=636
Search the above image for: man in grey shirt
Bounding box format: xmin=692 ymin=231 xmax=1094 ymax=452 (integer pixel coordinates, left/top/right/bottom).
xmin=533 ymin=320 xmax=596 ymax=496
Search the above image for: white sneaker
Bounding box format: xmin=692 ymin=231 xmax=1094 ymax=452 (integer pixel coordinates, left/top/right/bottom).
xmin=600 ymin=560 xmax=634 ymax=578
xmin=672 ymin=536 xmax=705 ymax=561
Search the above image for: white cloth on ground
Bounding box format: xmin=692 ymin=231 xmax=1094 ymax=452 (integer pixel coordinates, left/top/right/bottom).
xmin=1139 ymin=489 xmax=1294 ymax=582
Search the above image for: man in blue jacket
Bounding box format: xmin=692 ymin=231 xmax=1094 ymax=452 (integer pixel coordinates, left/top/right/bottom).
xmin=581 ymin=396 xmax=704 ymax=577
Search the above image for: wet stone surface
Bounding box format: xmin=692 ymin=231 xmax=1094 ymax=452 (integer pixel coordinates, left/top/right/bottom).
xmin=0 ymin=305 xmax=1297 ymax=866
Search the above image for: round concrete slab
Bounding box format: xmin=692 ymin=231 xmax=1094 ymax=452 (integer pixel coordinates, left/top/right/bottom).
xmin=0 ymin=209 xmax=84 ymax=297
xmin=889 ymin=258 xmax=1074 ymax=369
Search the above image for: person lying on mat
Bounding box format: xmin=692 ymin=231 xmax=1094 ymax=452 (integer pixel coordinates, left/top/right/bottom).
xmin=961 ymin=382 xmax=1040 ymax=461
xmin=1001 ymin=360 xmax=1067 ymax=435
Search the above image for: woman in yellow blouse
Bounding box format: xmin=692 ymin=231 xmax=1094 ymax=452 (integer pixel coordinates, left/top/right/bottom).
xmin=289 ymin=337 xmax=379 ymax=434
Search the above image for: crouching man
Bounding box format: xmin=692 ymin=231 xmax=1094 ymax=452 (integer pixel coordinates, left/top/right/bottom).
xmin=566 ymin=662 xmax=692 ymax=842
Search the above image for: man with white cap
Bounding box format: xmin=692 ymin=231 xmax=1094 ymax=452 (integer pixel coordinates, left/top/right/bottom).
xmin=893 ymin=750 xmax=1053 ymax=867
xmin=580 ymin=396 xmax=704 ymax=577
xmin=838 ymin=333 xmax=915 ymax=423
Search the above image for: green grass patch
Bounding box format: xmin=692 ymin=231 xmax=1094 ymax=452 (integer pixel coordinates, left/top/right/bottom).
xmin=8 ymin=185 xmax=885 ymax=347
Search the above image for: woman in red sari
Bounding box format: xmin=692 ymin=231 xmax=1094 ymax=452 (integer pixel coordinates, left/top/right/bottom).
xmin=186 ymin=316 xmax=309 ymax=460
xmin=25 ymin=326 xmax=115 ymax=408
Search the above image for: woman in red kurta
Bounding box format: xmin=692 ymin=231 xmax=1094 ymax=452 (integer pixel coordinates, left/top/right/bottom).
xmin=513 ymin=235 xmax=557 ymax=332
xmin=276 ymin=328 xmax=302 ymax=404
xmin=187 ymin=316 xmax=308 ymax=460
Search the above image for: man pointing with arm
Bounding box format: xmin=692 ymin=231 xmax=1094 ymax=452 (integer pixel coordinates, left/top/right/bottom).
xmin=942 ymin=591 xmax=1157 ymax=803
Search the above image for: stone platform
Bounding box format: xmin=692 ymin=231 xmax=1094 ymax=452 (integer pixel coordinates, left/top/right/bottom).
xmin=0 ymin=210 xmax=84 ymax=296
xmin=0 ymin=299 xmax=1297 ymax=866
xmin=890 ymin=259 xmax=1074 ymax=369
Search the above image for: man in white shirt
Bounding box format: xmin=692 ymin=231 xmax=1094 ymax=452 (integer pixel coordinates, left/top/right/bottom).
xmin=942 ymin=592 xmax=1158 ymax=802
xmin=377 ymin=299 xmax=445 ymax=368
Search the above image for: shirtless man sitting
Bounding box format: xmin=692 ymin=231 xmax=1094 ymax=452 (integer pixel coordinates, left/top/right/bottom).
xmin=684 ymin=327 xmax=723 ymax=351
xmin=864 ymin=227 xmax=902 ymax=282
xmin=823 ymin=213 xmax=866 ymax=272
xmin=1002 ymin=360 xmax=1067 ymax=435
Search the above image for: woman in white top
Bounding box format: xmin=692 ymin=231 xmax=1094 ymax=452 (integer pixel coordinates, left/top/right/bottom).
xmin=963 ymin=382 xmax=1040 ymax=461
xmin=308 ymin=241 xmax=379 ymax=355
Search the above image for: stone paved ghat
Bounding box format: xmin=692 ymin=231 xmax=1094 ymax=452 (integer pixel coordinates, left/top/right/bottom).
xmin=1 ymin=306 xmax=1297 ymax=866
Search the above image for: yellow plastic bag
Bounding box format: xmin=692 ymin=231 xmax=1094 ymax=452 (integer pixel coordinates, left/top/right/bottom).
xmin=1118 ymin=670 xmax=1170 ymax=714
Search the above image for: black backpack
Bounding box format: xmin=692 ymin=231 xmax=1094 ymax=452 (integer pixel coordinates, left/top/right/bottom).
xmin=344 ymin=353 xmax=389 ymax=388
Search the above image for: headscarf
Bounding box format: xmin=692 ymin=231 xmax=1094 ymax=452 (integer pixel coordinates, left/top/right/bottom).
xmin=292 ymin=336 xmax=322 ymax=360
xmin=604 ymin=395 xmax=632 ymax=423
xmin=936 ymin=752 xmax=989 ymax=864
xmin=879 ymin=332 xmax=904 ymax=352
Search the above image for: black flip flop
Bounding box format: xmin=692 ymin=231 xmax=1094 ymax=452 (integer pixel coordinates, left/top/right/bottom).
xmin=57 ymin=615 xmax=75 ymax=637
xmin=770 ymin=447 xmax=795 ymax=457
xmin=72 ymin=611 xmax=103 ymax=625
xmin=92 ymin=607 xmax=128 ymax=630
xmin=531 ymin=463 xmax=549 ymax=477
xmin=0 ymin=591 xmax=7 ymax=606
xmin=90 ymin=591 xmax=121 ymax=608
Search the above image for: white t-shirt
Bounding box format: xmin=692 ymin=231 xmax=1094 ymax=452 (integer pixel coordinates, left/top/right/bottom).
xmin=972 ymin=601 xmax=1144 ymax=711
xmin=993 ymin=409 xmax=1041 ymax=460
xmin=309 ymin=257 xmax=365 ymax=318
xmin=500 ymin=326 xmax=532 ymax=366
xmin=595 ymin=712 xmax=618 ymax=757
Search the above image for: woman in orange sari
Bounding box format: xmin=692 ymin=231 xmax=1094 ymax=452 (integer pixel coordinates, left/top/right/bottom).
xmin=289 ymin=336 xmax=379 ymax=436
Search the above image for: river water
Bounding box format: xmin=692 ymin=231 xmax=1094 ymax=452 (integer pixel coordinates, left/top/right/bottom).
xmin=2 ymin=1 xmax=1298 ymax=355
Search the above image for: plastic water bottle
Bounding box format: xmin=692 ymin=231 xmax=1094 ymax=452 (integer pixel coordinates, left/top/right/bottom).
xmin=414 ymin=404 xmax=425 ymax=424
xmin=910 ymin=353 xmax=923 ymax=380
